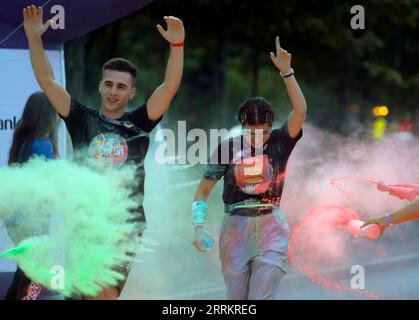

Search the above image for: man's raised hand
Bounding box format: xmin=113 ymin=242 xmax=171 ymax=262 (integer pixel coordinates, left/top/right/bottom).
xmin=156 ymin=16 xmax=185 ymax=45
xmin=23 ymin=5 xmax=52 ymax=39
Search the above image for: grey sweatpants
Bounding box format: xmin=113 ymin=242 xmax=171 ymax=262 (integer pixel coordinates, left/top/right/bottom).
xmin=219 ymin=207 xmax=290 ymax=300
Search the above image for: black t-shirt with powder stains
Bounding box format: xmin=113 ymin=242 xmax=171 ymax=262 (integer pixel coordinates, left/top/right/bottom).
xmin=204 ymin=121 xmax=302 ymax=208
xmin=61 ymin=98 xmax=162 ymax=223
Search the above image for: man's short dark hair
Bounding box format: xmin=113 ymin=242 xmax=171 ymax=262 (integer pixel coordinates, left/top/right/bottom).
xmin=102 ymin=58 xmax=138 ymax=86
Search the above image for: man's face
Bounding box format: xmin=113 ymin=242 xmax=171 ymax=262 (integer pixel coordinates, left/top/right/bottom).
xmin=242 ymin=123 xmax=272 ymax=148
xmin=99 ymin=69 xmax=136 ymax=115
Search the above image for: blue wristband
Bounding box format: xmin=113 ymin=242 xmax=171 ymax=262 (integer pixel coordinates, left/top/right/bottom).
xmin=385 ymin=213 xmax=393 ymax=226
xmin=192 ymin=201 xmax=208 ymax=225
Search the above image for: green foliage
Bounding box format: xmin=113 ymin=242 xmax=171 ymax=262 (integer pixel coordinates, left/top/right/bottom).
xmin=65 ymin=0 xmax=419 ymax=133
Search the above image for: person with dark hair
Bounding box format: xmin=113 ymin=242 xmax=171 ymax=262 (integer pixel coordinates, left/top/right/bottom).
xmin=5 ymin=91 xmax=59 ymax=300
xmin=192 ymin=37 xmax=307 ymax=300
xmin=8 ymin=91 xmax=58 ymax=165
xmin=23 ymin=5 xmax=185 ymax=299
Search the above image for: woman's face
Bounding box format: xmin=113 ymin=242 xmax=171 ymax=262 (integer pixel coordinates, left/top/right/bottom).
xmin=242 ymin=123 xmax=272 ymax=148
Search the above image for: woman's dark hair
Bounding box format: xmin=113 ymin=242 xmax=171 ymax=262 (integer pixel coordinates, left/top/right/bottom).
xmin=8 ymin=91 xmax=59 ymax=165
xmin=238 ymin=97 xmax=274 ymax=125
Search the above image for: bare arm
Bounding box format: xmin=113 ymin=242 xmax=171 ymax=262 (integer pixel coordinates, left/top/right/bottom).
xmin=192 ymin=178 xmax=218 ymax=252
xmin=270 ymin=36 xmax=307 ymax=138
xmin=363 ymin=199 xmax=419 ymax=229
xmin=284 ymin=76 xmax=307 ymax=138
xmin=24 ymin=5 xmax=70 ymax=117
xmin=146 ymin=16 xmax=185 ymax=121
xmin=193 ymin=178 xmax=218 ymax=202
xmin=391 ymin=199 xmax=419 ymax=224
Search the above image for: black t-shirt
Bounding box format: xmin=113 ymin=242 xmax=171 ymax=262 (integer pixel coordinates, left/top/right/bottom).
xmin=203 ymin=121 xmax=302 ymax=208
xmin=61 ymin=98 xmax=162 ymax=222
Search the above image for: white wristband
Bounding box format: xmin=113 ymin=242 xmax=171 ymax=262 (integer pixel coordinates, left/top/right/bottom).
xmin=280 ymin=68 xmax=294 ymax=78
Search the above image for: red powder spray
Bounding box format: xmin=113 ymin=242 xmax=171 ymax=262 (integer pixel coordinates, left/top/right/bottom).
xmin=289 ymin=205 xmax=379 ymax=299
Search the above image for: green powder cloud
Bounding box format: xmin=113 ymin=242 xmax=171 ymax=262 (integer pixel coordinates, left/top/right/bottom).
xmin=0 ymin=158 xmax=144 ymax=297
